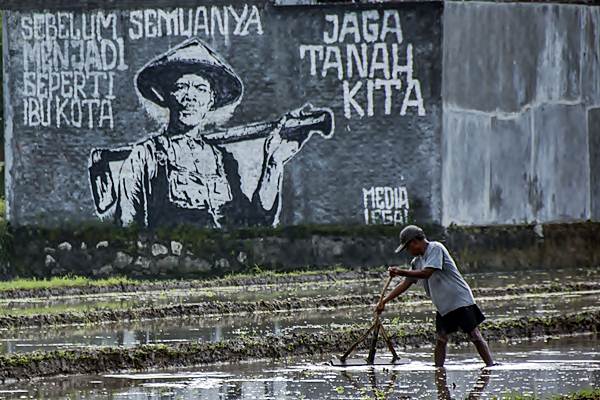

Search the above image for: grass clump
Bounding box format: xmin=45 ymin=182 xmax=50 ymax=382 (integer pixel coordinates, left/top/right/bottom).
xmin=493 ymin=388 xmax=600 ymax=400
xmin=559 ymin=389 xmax=600 ymax=400
xmin=0 ymin=275 xmax=138 ymax=292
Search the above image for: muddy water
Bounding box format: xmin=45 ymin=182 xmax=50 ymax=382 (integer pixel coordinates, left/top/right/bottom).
xmin=0 ymin=291 xmax=597 ymax=354
xmin=0 ymin=280 xmax=376 ymax=315
xmin=0 ymin=268 xmax=596 ymax=316
xmin=0 ymin=335 xmax=597 ymax=399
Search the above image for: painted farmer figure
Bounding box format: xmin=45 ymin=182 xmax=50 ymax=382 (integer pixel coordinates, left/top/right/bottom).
xmin=90 ymin=39 xmax=333 ymax=228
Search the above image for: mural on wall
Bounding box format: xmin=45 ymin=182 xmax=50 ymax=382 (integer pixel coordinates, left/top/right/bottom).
xmin=88 ymin=38 xmax=334 ymax=228
xmin=363 ymin=185 xmax=409 ymax=225
xmin=4 ymin=3 xmax=442 ymax=228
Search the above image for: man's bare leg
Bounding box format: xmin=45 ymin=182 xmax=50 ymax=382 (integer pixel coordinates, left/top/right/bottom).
xmin=434 ymin=333 xmax=448 ymax=367
xmin=469 ymin=328 xmax=494 ymax=366
xmin=435 ymin=367 xmax=451 ymax=400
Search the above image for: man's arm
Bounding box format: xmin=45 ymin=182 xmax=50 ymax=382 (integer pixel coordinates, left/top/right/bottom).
xmin=256 ymin=154 xmax=284 ymax=213
xmin=256 ymin=107 xmax=315 ymax=213
xmin=388 ymin=244 xmax=443 ymax=280
xmin=375 ymin=279 xmax=414 ymax=313
xmin=389 ymin=266 xmax=436 ymax=280
xmin=115 ymin=141 xmax=157 ymax=226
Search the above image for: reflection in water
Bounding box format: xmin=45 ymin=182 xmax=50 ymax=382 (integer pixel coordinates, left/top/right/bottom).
xmin=435 ymin=368 xmax=491 ymax=400
xmin=341 ymin=370 xmax=409 ymax=399
xmin=0 ymin=350 xmax=598 ymax=400
xmin=78 ymin=337 xmax=594 ymax=400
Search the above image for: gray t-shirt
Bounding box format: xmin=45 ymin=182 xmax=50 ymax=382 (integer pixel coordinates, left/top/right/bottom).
xmin=408 ymin=241 xmax=475 ymax=316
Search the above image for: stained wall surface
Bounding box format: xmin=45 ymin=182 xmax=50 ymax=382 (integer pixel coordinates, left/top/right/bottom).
xmin=443 ymin=1 xmax=600 ymax=226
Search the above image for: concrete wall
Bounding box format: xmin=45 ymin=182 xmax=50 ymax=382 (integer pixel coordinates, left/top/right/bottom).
xmin=443 ymin=1 xmax=600 ymax=226
xmin=6 ymin=221 xmax=598 ymax=279
xmin=2 ymin=1 xmax=443 ymax=229
xmin=4 ymin=0 xmax=599 ymax=230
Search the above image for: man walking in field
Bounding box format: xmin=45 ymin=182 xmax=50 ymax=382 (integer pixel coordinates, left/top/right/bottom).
xmin=375 ymin=225 xmax=495 ymax=367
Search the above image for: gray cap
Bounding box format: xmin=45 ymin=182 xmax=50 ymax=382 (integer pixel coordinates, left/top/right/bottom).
xmin=394 ymin=225 xmax=425 ymax=253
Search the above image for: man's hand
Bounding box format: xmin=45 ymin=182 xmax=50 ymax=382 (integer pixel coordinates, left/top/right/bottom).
xmin=264 ymin=114 xmax=296 ymax=165
xmin=258 ymin=106 xmax=313 ymax=211
xmin=264 ymin=105 xmax=315 ymax=166
xmin=375 ymin=279 xmax=414 ymax=315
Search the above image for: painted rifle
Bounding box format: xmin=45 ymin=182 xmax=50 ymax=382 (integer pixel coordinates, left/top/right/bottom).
xmin=88 ymin=106 xmax=334 ymax=217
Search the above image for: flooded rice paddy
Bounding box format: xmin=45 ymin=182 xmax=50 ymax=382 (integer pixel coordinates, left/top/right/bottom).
xmin=0 ymin=290 xmax=597 ymax=354
xmin=0 ymin=267 xmax=596 ymax=399
xmin=0 ymin=335 xmax=598 ymax=399
xmin=0 ymin=268 xmax=596 ymax=316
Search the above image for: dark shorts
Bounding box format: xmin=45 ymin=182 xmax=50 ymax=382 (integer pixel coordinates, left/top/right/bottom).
xmin=435 ymin=304 xmax=486 ymax=335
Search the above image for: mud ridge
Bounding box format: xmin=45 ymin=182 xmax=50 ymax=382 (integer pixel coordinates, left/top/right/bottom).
xmin=0 ymin=270 xmax=383 ymax=300
xmin=1 ymin=282 xmax=599 ymax=329
xmin=0 ymin=310 xmax=597 ymax=381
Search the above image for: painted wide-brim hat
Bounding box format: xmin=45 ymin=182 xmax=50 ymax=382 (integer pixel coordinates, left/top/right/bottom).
xmin=136 ymin=38 xmax=243 ymax=109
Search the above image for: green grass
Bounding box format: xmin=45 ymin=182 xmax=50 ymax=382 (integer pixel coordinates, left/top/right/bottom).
xmin=493 ymin=388 xmax=600 ymax=400
xmin=0 ymin=266 xmax=371 ymax=293
xmin=561 ymin=388 xmax=600 ymax=400
xmin=221 ymin=264 xmax=353 ymax=280
xmin=0 ymin=275 xmax=138 ymax=292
